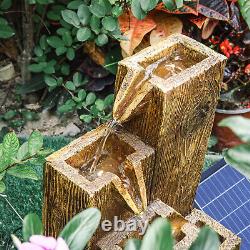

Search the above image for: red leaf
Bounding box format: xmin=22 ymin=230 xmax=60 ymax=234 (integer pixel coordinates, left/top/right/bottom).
xmin=189 ymin=15 xmax=207 ymax=29
xmin=198 ymin=0 xmax=230 ymax=21
xmin=118 ymin=11 xmax=156 ymax=56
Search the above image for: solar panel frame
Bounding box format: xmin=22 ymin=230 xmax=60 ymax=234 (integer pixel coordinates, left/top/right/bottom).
xmin=195 ymin=159 xmax=250 ymax=250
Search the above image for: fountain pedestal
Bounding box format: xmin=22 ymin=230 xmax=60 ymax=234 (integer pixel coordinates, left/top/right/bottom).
xmin=113 ymin=34 xmax=227 ymax=214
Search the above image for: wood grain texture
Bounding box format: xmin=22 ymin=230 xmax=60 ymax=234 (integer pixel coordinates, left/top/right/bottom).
xmin=113 ymin=34 xmax=227 ymax=215
xmin=43 ymin=124 xmax=154 ymax=247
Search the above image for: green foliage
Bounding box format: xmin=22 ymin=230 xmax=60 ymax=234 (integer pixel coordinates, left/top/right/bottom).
xmin=219 ymin=116 xmax=250 ymax=179
xmin=23 ymin=213 xmax=44 ymax=241
xmin=238 ymin=0 xmax=250 ymax=28
xmin=0 ymin=131 xmax=52 ymax=193
xmin=0 ymin=0 xmax=15 ymax=39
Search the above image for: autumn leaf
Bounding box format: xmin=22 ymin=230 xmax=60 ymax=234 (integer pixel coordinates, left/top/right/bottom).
xmin=150 ymin=12 xmax=183 ymax=45
xmin=118 ymin=11 xmax=156 ymax=56
xmin=189 ymin=16 xmax=207 ymax=29
xmin=201 ymin=18 xmax=219 ymax=39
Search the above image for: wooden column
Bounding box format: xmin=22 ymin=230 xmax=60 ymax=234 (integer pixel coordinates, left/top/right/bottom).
xmin=43 ymin=124 xmax=154 ymax=246
xmin=113 ymin=34 xmax=227 ymax=215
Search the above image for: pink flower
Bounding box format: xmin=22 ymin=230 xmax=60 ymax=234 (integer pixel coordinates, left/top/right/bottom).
xmin=14 ymin=235 xmax=69 ymax=250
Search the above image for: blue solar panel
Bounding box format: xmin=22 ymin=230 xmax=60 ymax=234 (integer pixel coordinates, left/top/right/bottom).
xmin=195 ymin=159 xmax=250 ymax=250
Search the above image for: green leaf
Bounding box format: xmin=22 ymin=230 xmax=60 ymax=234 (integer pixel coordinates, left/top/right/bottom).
xmin=80 ymin=114 xmax=93 ymax=123
xmin=28 ymin=131 xmax=43 ymax=156
xmin=104 ymin=94 xmax=114 ymax=106
xmin=28 ymin=63 xmax=46 ymax=73
xmin=131 ymin=0 xmax=146 ymax=20
xmin=39 ymin=35 xmax=47 ymax=50
xmin=0 ymin=0 xmax=12 ymax=10
xmin=189 ymin=226 xmax=220 ymax=250
xmin=95 ymin=99 xmax=105 ymax=111
xmin=85 ymin=92 xmax=96 ymax=106
xmin=0 ymin=24 xmax=15 ymax=39
xmin=140 ymin=217 xmax=173 ymax=250
xmin=0 ymin=181 xmax=6 ymax=193
xmin=90 ymin=15 xmax=101 ymax=34
xmin=7 ymin=166 xmax=39 ymax=180
xmin=238 ymin=0 xmax=250 ymax=28
xmin=61 ymin=10 xmax=80 ymax=28
xmin=95 ymin=33 xmax=108 ymax=46
xmin=112 ymin=5 xmax=123 ymax=17
xmin=45 ymin=75 xmax=58 ymax=87
xmin=73 ymin=72 xmax=82 ymax=86
xmin=78 ymin=89 xmax=86 ymax=100
xmin=140 ymin=0 xmax=158 ymax=12
xmin=61 ymin=63 xmax=70 ymax=76
xmin=3 ymin=110 xmax=17 ymax=120
xmin=3 ymin=132 xmax=19 ymax=156
xmin=23 ymin=213 xmax=43 ymax=241
xmin=55 ymin=46 xmax=67 ymax=56
xmin=66 ymin=48 xmax=75 ymax=61
xmin=224 ymin=143 xmax=250 ymax=180
xmin=176 ymin=0 xmax=184 ymax=8
xmin=37 ymin=148 xmax=54 ymax=156
xmin=47 ymin=36 xmax=65 ymax=48
xmin=34 ymin=46 xmax=43 ymax=57
xmin=0 ymin=17 xmax=8 ymax=25
xmin=59 ymin=207 xmax=101 ymax=250
xmin=62 ymin=31 xmax=73 ymax=47
xmin=219 ymin=116 xmax=250 ymax=143
xmin=16 ymin=142 xmax=29 ymax=161
xmin=102 ymin=16 xmax=117 ymax=31
xmin=77 ymin=4 xmax=91 ymax=25
xmin=77 ymin=27 xmax=92 ymax=42
xmin=67 ymin=0 xmax=83 ymax=9
xmin=89 ymin=2 xmax=106 ymax=18
xmin=163 ymin=0 xmax=176 ymax=11
xmin=0 ymin=170 xmax=5 ymax=181
xmin=65 ymin=81 xmax=76 ymax=91
xmin=58 ymin=99 xmax=76 ymax=114
xmin=125 ymin=239 xmax=142 ymax=250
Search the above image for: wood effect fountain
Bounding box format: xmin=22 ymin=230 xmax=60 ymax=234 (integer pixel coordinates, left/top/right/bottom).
xmin=43 ymin=34 xmax=240 ymax=248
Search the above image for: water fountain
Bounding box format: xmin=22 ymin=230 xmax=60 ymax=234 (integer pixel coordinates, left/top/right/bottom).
xmin=43 ymin=34 xmax=240 ymax=248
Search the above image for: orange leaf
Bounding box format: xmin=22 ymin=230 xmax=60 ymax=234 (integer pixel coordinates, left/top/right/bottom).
xmin=189 ymin=15 xmax=207 ymax=29
xmin=150 ymin=12 xmax=183 ymax=46
xmin=118 ymin=11 xmax=156 ymax=56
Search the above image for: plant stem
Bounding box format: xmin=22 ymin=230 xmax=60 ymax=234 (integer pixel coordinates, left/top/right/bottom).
xmin=0 ymin=194 xmax=23 ymax=222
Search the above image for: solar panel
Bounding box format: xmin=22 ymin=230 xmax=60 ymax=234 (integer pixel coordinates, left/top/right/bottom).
xmin=195 ymin=159 xmax=250 ymax=250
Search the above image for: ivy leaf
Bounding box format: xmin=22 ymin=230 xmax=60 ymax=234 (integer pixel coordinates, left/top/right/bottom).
xmin=102 ymin=16 xmax=117 ymax=31
xmin=189 ymin=226 xmax=220 ymax=250
xmin=131 ymin=0 xmax=147 ymax=20
xmin=23 ymin=213 xmax=43 ymax=241
xmin=34 ymin=46 xmax=43 ymax=57
xmin=85 ymin=92 xmax=96 ymax=106
xmin=78 ymin=89 xmax=86 ymax=101
xmin=0 ymin=181 xmax=6 ymax=193
xmin=104 ymin=94 xmax=114 ymax=106
xmin=56 ymin=46 xmax=67 ymax=56
xmin=90 ymin=15 xmax=101 ymax=34
xmin=7 ymin=166 xmax=39 ymax=180
xmin=65 ymin=81 xmax=76 ymax=91
xmin=62 ymin=31 xmax=73 ymax=47
xmin=73 ymin=72 xmax=82 ymax=86
xmin=47 ymin=36 xmax=65 ymax=48
xmin=77 ymin=27 xmax=92 ymax=41
xmin=59 ymin=208 xmax=101 ymax=250
xmin=61 ymin=10 xmax=80 ymax=28
xmin=0 ymin=0 xmax=12 ymax=10
xmin=16 ymin=142 xmax=29 ymax=161
xmin=77 ymin=4 xmax=91 ymax=25
xmin=28 ymin=63 xmax=47 ymax=73
xmin=238 ymin=0 xmax=250 ymax=28
xmin=0 ymin=24 xmax=15 ymax=39
xmin=28 ymin=131 xmax=43 ymax=156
